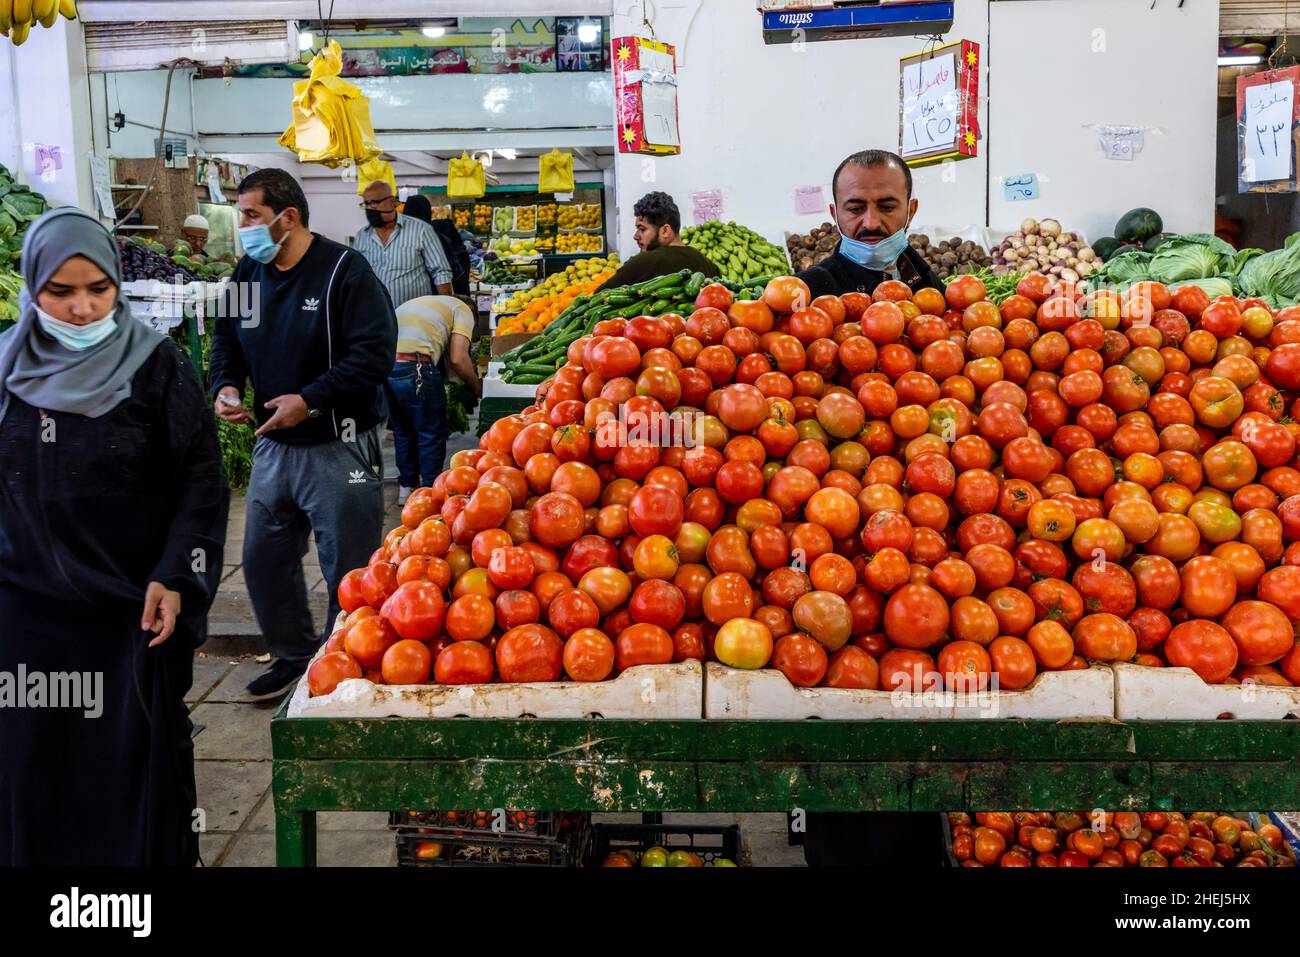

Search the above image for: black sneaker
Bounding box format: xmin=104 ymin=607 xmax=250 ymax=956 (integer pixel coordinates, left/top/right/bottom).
xmin=246 ymin=659 xmax=307 ymax=699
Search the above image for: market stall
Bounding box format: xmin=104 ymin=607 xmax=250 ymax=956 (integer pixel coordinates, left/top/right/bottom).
xmin=271 ymin=715 xmax=1300 ymax=866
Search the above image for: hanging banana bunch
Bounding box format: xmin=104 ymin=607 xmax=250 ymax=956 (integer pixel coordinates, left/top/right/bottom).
xmin=3 ymin=0 xmax=76 ymax=46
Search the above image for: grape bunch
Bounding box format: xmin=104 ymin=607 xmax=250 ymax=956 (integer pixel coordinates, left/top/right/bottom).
xmin=117 ymin=239 xmax=204 ymax=284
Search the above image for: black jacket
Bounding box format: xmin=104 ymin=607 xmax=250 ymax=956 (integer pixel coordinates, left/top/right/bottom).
xmin=209 ymin=234 xmax=397 ymax=445
xmin=795 ymin=245 xmax=943 ymax=299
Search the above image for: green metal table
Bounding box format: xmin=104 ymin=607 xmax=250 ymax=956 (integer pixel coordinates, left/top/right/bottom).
xmin=270 ymin=710 xmax=1300 ymax=866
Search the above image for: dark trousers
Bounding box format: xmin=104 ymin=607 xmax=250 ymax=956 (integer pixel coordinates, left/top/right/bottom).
xmin=387 ymin=359 xmax=448 ymax=488
xmin=242 ymin=428 xmax=385 ymax=664
xmin=803 ymin=812 xmax=947 ymax=867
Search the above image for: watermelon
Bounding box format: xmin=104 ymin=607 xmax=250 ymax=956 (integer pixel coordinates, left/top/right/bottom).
xmin=1092 ymin=237 xmax=1124 ymax=262
xmin=1115 ymin=208 xmax=1164 ymax=245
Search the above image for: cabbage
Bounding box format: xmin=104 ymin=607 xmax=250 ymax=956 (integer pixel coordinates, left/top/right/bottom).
xmin=1088 ymin=249 xmax=1152 ymax=288
xmin=1148 ymin=238 xmax=1222 ymax=283
xmin=1170 ymin=277 xmax=1234 ymax=300
xmin=1237 ymin=241 xmax=1300 ymax=308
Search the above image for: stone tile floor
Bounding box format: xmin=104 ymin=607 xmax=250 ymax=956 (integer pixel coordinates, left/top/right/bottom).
xmin=195 ymin=423 xmax=806 ymax=867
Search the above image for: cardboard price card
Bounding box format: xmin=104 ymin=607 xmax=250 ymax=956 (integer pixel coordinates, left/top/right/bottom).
xmin=612 ymin=35 xmax=681 ymax=156
xmin=899 ymin=39 xmax=980 ymax=169
xmin=1237 ymin=67 xmax=1299 ymax=194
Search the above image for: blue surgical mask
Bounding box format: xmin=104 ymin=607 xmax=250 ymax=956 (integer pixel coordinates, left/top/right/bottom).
xmin=35 ymin=305 xmax=118 ymax=351
xmin=239 ymin=209 xmax=288 ymax=264
xmin=838 ymin=217 xmax=912 ymax=272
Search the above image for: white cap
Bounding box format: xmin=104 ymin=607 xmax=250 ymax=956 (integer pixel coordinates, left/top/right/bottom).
xmin=183 ymin=214 xmax=210 ymax=231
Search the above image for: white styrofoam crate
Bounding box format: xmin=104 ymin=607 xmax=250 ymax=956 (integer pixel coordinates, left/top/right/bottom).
xmin=287 ymin=658 xmax=703 ymax=720
xmin=483 ymin=374 xmax=541 ymax=399
xmin=703 ymin=662 xmax=1115 ymax=720
xmin=1113 ymin=662 xmax=1300 ymax=721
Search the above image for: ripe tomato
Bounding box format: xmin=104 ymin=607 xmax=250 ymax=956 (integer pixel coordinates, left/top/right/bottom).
xmin=772 ymin=634 xmax=830 ymax=687
xmin=713 ymin=618 xmax=774 ymax=669
xmin=435 ymin=640 xmax=495 ymax=684
xmin=792 ymin=590 xmax=854 ymax=651
xmin=380 ymin=639 xmax=433 ymax=685
xmin=380 ymin=580 xmax=447 ymax=641
xmin=560 ymin=628 xmax=615 ymax=682
xmin=1072 ymin=613 xmax=1137 ymax=662
xmin=989 ymin=636 xmax=1038 ymax=690
xmin=445 ymin=593 xmax=496 ymax=642
xmin=883 ymin=584 xmax=949 ymax=649
xmin=496 ymin=624 xmax=564 ymax=682
xmin=824 ymin=645 xmax=880 ymax=689
xmin=1163 ymin=620 xmax=1239 ymax=684
xmin=938 ymin=640 xmax=992 ymax=692
xmin=307 ymin=651 xmax=363 ymax=697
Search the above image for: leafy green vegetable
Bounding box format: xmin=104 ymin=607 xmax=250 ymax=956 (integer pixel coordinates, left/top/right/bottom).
xmin=1228 ymin=248 xmax=1265 ymax=275
xmin=1088 ymin=249 xmax=1153 ymax=288
xmin=1148 ymin=238 xmax=1223 ymax=284
xmin=1170 ymin=277 xmax=1234 ymax=300
xmin=446 ymin=379 xmax=473 ymax=436
xmin=0 ymin=211 xmax=15 ymax=240
xmin=1169 ymin=233 xmax=1237 ymax=257
xmin=1237 ymin=242 xmax=1300 ymax=308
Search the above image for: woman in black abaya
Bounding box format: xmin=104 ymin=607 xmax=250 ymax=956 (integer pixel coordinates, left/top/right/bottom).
xmin=0 ymin=208 xmax=228 ymax=866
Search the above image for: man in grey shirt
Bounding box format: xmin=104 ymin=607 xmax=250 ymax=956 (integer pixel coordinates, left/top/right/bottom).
xmin=352 ymin=181 xmax=453 ymax=305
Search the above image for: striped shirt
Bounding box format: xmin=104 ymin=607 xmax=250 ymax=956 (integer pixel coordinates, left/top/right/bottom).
xmin=351 ymin=215 xmax=452 ymax=307
xmin=396 ymin=296 xmax=476 ymax=362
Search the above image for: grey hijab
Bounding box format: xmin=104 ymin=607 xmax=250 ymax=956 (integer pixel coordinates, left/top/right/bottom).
xmin=0 ymin=207 xmax=165 ymax=426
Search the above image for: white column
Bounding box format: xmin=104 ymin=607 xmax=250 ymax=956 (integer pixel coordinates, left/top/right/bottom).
xmin=0 ymin=18 xmax=96 ymax=211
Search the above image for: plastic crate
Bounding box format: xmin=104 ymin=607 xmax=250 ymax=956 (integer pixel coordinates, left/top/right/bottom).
xmin=388 ymin=809 xmax=578 ymax=839
xmin=590 ymin=823 xmax=741 ymax=866
xmin=395 ymin=816 xmax=591 ymax=868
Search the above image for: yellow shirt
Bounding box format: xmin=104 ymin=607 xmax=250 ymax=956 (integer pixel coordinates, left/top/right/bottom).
xmin=395 ymin=296 xmax=476 ymax=361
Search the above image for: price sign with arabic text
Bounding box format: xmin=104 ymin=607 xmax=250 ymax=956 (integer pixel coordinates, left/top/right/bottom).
xmin=1236 ymin=67 xmax=1300 ymax=194
xmin=898 ymin=39 xmax=980 ymax=169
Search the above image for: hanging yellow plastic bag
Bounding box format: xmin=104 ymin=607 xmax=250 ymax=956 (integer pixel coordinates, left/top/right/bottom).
xmin=279 ymin=40 xmax=380 ymax=168
xmin=538 ymin=149 xmax=575 ymax=194
xmin=447 ymin=152 xmax=485 ymax=200
xmin=356 ymin=157 xmax=396 ymax=196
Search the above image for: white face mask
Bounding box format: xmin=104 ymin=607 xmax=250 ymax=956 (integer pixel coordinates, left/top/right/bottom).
xmin=35 ymin=304 xmax=118 ymax=351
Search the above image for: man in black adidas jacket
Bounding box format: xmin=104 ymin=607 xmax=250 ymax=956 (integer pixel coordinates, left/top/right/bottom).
xmin=210 ymin=168 xmax=397 ymax=698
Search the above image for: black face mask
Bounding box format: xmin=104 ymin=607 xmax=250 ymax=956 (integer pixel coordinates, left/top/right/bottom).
xmin=365 ymin=208 xmax=392 ymax=227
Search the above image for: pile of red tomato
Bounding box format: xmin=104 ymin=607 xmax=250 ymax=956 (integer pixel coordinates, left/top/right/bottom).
xmin=949 ymin=811 xmax=1296 ymax=867
xmin=308 ymin=266 xmax=1300 ymax=699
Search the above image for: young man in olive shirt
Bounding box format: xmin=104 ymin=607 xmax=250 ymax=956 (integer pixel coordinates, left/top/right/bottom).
xmin=596 ymin=192 xmax=719 ymax=290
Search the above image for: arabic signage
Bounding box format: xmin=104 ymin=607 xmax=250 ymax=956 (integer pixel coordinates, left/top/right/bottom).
xmin=1236 ymin=67 xmax=1299 ymax=194
xmin=223 ymin=18 xmax=560 ymax=78
xmin=898 ymin=38 xmax=980 ymax=169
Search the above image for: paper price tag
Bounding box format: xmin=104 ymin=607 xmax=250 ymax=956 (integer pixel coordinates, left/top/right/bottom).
xmin=1244 ymin=80 xmax=1294 ymax=182
xmin=794 ymin=185 xmax=825 ymax=215
xmin=692 ymin=188 xmax=723 ymax=225
xmin=1002 ymin=173 xmax=1039 ymax=202
xmin=1099 ymin=126 xmax=1143 ymax=161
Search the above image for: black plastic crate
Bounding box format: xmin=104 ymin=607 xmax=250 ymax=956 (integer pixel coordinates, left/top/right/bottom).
xmin=395 ymin=815 xmax=591 ymax=868
xmin=388 ymin=809 xmax=576 ymax=839
xmin=590 ymin=823 xmax=742 ymax=866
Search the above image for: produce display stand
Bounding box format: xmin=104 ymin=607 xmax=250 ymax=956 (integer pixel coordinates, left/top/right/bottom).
xmin=270 ymin=711 xmax=1300 ymax=866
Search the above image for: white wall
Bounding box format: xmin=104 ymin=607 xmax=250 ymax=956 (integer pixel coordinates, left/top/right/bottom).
xmin=611 ymin=0 xmax=1219 ymax=261
xmin=95 ymin=67 xmax=199 ymax=157
xmin=0 ymin=18 xmax=96 ymax=210
xmin=610 ymin=0 xmax=992 ymax=258
xmin=986 ymin=0 xmax=1219 ymax=244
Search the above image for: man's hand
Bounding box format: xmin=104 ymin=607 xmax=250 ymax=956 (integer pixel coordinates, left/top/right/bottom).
xmin=215 ymin=386 xmax=252 ymax=424
xmin=142 ymin=581 xmax=182 ymax=647
xmin=256 ymin=394 xmax=310 ymax=437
